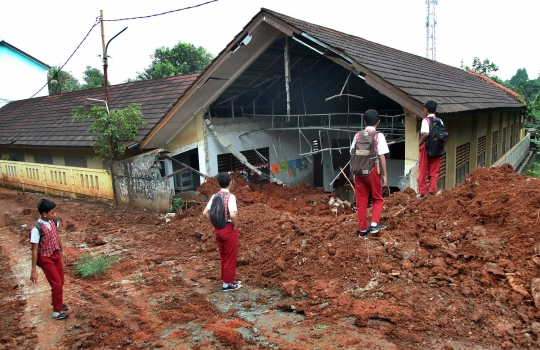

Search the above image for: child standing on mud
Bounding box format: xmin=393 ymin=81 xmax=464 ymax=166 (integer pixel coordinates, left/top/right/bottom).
xmin=29 ymin=199 xmax=69 ymax=320
xmin=203 ymin=173 xmax=242 ymax=291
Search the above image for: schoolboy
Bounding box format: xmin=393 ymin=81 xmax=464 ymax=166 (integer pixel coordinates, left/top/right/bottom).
xmin=30 ymin=199 xmax=69 ymax=320
xmin=350 ymin=109 xmax=389 ymax=237
xmin=417 ymin=100 xmax=442 ymax=198
xmin=202 ymin=173 xmax=242 ymax=291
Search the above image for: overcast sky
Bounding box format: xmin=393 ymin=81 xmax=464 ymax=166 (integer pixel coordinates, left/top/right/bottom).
xmin=2 ymin=0 xmax=539 ymax=89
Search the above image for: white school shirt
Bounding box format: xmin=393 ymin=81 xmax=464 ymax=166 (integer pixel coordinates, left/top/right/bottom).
xmin=349 ymin=126 xmax=390 ymax=155
xmin=421 ymin=114 xmax=443 ymax=134
xmin=205 ymin=188 xmax=238 ymax=221
xmin=30 ymin=218 xmax=60 ymax=243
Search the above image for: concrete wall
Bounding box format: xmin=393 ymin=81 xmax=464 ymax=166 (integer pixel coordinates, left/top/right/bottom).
xmin=0 ymin=147 xmax=104 ymax=169
xmin=112 ymin=150 xmax=173 ymax=213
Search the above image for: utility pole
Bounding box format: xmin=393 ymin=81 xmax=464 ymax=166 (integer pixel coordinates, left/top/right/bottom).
xmin=100 ymin=10 xmax=109 ymax=105
xmin=425 ymin=0 xmax=438 ymax=61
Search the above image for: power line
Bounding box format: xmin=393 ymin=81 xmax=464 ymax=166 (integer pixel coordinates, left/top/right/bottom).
xmin=103 ymin=0 xmax=218 ymax=22
xmin=29 ymin=18 xmax=100 ymax=99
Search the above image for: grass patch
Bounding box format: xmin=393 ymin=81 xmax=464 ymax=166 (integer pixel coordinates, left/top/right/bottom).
xmin=131 ymin=274 xmax=145 ymax=282
xmin=75 ymin=254 xmax=118 ymax=277
xmin=312 ymin=323 xmax=328 ymax=331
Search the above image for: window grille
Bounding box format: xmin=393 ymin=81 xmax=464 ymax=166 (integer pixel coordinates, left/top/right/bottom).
xmin=64 ymin=155 xmax=88 ymax=168
xmin=437 ymin=154 xmax=446 ymax=189
xmin=34 ymin=154 xmax=53 ymax=164
xmin=217 ymin=148 xmax=269 ymax=173
xmin=491 ymin=130 xmax=499 ymax=165
xmin=9 ymin=152 xmax=25 ymax=162
xmin=502 ymin=127 xmax=507 ymax=155
xmin=477 ymin=135 xmax=486 ymax=168
xmin=455 ymin=143 xmax=470 ymax=187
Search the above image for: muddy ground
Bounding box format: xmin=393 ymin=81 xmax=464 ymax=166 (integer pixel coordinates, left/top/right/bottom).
xmin=1 ymin=165 xmax=540 ymax=349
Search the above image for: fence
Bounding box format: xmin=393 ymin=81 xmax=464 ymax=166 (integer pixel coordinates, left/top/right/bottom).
xmin=0 ymin=160 xmax=113 ymax=200
xmin=491 ymin=133 xmax=531 ymax=169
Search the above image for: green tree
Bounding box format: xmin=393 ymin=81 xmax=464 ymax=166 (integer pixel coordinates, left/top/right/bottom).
xmin=80 ymin=66 xmax=109 ymax=90
xmin=48 ymin=66 xmax=80 ymax=94
xmin=136 ymin=41 xmax=214 ymax=80
xmin=71 ymin=104 xmax=147 ymax=169
xmin=463 ymin=57 xmax=502 ymax=83
xmin=509 ymin=68 xmax=529 ymax=89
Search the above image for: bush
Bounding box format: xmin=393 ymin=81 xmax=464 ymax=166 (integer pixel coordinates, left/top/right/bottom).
xmin=75 ymin=254 xmax=118 ymax=277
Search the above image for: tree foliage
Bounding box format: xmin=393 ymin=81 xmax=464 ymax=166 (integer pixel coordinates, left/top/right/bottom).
xmin=72 ymin=104 xmax=147 ymax=168
xmin=463 ymin=57 xmax=502 ymax=83
xmin=48 ymin=66 xmax=80 ymax=95
xmin=136 ymin=41 xmax=214 ymax=80
xmin=81 ymin=66 xmax=108 ymax=90
xmin=508 ymin=68 xmax=529 ymax=89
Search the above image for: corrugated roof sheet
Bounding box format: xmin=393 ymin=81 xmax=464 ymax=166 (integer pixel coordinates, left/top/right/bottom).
xmin=263 ymin=9 xmax=523 ymax=114
xmin=0 ymin=73 xmax=199 ymax=147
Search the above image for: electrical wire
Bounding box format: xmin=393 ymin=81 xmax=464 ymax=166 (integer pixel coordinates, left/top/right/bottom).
xmin=28 ymin=18 xmax=101 ymax=99
xmin=103 ymin=0 xmax=218 ymax=22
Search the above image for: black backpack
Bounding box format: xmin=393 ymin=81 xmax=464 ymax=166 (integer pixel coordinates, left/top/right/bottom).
xmin=209 ymin=192 xmax=230 ymax=229
xmin=32 ymin=217 xmax=58 ymax=245
xmin=425 ymin=116 xmax=449 ymax=157
xmin=351 ymin=130 xmax=379 ymax=176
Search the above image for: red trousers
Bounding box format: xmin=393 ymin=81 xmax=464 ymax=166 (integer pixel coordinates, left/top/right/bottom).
xmin=355 ymin=167 xmax=384 ymax=231
xmin=214 ymin=223 xmax=239 ymax=284
xmin=38 ymin=250 xmax=64 ymax=312
xmin=418 ymin=144 xmax=441 ymax=195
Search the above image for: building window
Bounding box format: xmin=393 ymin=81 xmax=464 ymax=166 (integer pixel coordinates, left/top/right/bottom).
xmin=477 ymin=135 xmax=486 ymax=168
xmin=455 ymin=143 xmax=470 ymax=187
xmin=217 ymin=148 xmax=270 ymax=174
xmin=510 ymin=124 xmax=514 ymax=148
xmin=64 ymin=155 xmax=88 ymax=168
xmin=502 ymin=127 xmax=507 ymax=155
xmin=9 ymin=152 xmax=25 ymax=162
xmin=491 ymin=130 xmax=498 ymax=165
xmin=34 ymin=154 xmax=53 ymax=165
xmin=437 ymin=154 xmax=446 ymax=189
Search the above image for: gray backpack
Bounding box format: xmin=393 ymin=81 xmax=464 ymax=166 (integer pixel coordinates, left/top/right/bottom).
xmin=351 ymin=130 xmax=379 ymax=176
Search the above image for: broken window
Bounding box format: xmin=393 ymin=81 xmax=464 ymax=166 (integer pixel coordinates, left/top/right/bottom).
xmin=64 ymin=155 xmax=88 ymax=168
xmin=34 ymin=154 xmax=53 ymax=165
xmin=217 ymin=147 xmax=270 ymax=175
xmin=455 ymin=143 xmax=470 ymax=187
xmin=477 ymin=135 xmax=486 ymax=168
xmin=491 ymin=131 xmax=498 ymax=165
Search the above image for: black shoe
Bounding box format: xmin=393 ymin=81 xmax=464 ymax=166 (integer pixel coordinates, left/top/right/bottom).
xmin=358 ymin=230 xmax=369 ymax=237
xmin=52 ymin=311 xmax=68 ymax=320
xmin=369 ymin=224 xmax=386 ymax=234
xmin=222 ymin=283 xmax=242 ymax=292
xmin=416 ymin=194 xmax=425 ymax=199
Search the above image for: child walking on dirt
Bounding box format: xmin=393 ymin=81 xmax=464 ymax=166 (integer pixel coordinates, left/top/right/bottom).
xmin=350 ymin=109 xmax=389 ymax=237
xmin=29 ymin=199 xmax=69 ymax=320
xmin=417 ymin=100 xmax=442 ymax=198
xmin=202 ymin=173 xmax=242 ymax=291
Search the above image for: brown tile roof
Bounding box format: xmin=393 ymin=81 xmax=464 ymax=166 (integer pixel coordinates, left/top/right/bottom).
xmin=0 ymin=73 xmax=199 ymax=147
xmin=466 ymin=69 xmax=521 ymax=102
xmin=263 ymin=9 xmax=524 ymax=114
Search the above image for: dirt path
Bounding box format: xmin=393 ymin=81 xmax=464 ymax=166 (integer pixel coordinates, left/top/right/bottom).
xmin=1 ymin=165 xmax=540 ymax=349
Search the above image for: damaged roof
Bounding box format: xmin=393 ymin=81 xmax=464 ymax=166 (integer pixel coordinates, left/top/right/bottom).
xmin=0 ymin=73 xmax=199 ymax=147
xmin=262 ymin=9 xmax=523 ymax=114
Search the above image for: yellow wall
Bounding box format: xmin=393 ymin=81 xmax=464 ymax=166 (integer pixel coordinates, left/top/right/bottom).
xmin=0 ymin=148 xmax=103 ymax=169
xmin=164 ymin=117 xmax=198 ymax=151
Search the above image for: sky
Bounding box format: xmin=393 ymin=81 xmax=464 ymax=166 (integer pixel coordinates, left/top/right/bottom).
xmin=2 ymin=0 xmax=539 ymax=90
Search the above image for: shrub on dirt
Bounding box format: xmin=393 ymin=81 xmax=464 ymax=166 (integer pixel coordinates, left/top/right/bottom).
xmin=75 ymin=254 xmax=118 ymax=277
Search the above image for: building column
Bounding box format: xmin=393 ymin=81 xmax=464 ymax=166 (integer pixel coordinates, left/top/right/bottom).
xmin=404 ymin=109 xmax=419 ymax=192
xmin=164 ymin=159 xmax=174 ymax=190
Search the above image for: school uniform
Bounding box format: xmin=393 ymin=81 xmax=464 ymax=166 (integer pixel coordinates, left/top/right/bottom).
xmin=418 ymin=114 xmax=442 ymax=195
xmin=205 ymin=189 xmax=239 ymax=284
xmin=350 ymin=126 xmax=389 ymax=231
xmin=30 ymin=219 xmax=64 ymax=313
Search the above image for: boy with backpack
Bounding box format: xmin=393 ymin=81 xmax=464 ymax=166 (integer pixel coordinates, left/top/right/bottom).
xmin=29 ymin=199 xmax=69 ymax=320
xmin=350 ymin=109 xmax=389 ymax=237
xmin=202 ymin=173 xmax=242 ymax=291
xmin=417 ymin=100 xmax=448 ymax=198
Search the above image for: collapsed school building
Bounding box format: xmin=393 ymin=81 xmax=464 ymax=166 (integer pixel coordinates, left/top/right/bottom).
xmin=0 ymin=8 xmax=527 ymax=205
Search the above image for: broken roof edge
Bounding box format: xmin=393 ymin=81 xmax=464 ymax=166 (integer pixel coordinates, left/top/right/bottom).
xmin=466 ymin=69 xmax=523 ymax=103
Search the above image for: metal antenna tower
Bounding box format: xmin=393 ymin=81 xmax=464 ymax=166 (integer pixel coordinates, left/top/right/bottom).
xmin=425 ymin=0 xmax=438 ymax=60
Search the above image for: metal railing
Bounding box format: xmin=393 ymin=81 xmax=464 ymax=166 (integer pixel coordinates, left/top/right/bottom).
xmin=0 ymin=160 xmax=113 ymax=199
